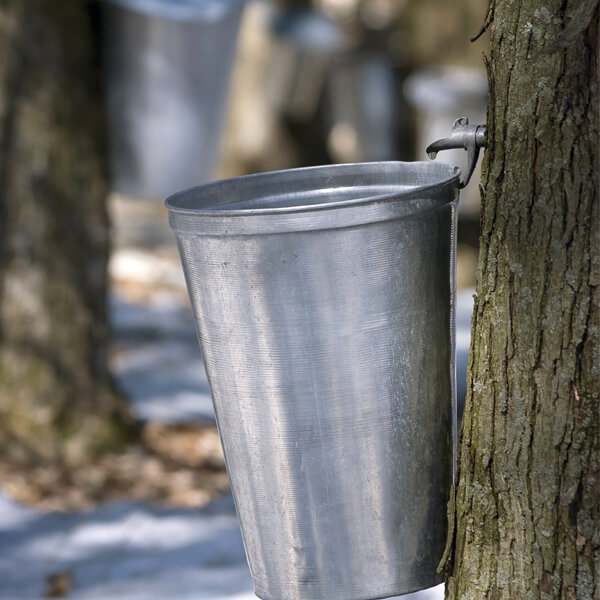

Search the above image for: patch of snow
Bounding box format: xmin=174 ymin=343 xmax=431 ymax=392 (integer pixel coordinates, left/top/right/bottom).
xmin=112 ymin=339 xmax=214 ymax=423
xmin=109 ymin=249 xmax=187 ymax=290
xmin=0 ymin=496 xmax=254 ymax=600
xmin=0 ymin=491 xmax=36 ymax=528
xmin=110 ymin=293 xmax=196 ymax=341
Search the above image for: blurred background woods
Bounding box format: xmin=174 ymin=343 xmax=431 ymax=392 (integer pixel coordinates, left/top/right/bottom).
xmin=0 ymin=0 xmax=486 ymax=504
xmin=219 ymin=0 xmax=488 ymax=177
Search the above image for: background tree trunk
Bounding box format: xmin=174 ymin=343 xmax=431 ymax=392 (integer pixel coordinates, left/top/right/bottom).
xmin=0 ymin=0 xmax=135 ymax=466
xmin=445 ymin=1 xmax=599 ymax=598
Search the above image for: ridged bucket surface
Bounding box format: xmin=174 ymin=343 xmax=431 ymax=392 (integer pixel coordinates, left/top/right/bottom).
xmin=167 ymin=161 xmax=459 ymax=600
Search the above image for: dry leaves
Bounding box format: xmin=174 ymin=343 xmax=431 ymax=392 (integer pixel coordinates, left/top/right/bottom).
xmin=0 ymin=423 xmax=229 ymax=512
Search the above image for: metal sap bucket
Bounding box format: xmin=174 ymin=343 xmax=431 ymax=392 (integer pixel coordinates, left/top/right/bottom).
xmin=167 ymin=161 xmax=459 ymax=600
xmin=102 ymin=0 xmax=244 ymax=199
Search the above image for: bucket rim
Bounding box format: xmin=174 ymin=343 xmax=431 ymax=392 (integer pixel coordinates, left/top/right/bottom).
xmin=165 ymin=161 xmax=460 ymax=218
xmin=102 ymin=0 xmax=244 ymax=22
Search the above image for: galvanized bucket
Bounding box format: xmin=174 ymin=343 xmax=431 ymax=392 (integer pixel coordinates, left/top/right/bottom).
xmin=102 ymin=0 xmax=244 ymax=199
xmin=166 ymin=161 xmax=459 ymax=600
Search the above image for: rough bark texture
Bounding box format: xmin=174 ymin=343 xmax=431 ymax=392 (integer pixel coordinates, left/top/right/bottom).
xmin=0 ymin=1 xmax=134 ymax=465
xmin=445 ymin=1 xmax=599 ymax=598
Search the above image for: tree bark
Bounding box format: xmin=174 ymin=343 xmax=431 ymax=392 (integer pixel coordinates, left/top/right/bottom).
xmin=445 ymin=1 xmax=599 ymax=598
xmin=0 ymin=1 xmax=135 ymax=466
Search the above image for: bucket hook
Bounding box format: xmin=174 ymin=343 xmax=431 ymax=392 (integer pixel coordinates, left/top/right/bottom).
xmin=426 ymin=117 xmax=487 ymax=188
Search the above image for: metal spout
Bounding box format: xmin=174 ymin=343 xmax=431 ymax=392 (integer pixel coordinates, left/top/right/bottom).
xmin=426 ymin=117 xmax=487 ymax=188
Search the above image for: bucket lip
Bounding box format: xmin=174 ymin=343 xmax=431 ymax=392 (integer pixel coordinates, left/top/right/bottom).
xmin=269 ymin=9 xmax=348 ymax=52
xmin=165 ymin=161 xmax=460 ymax=218
xmin=102 ymin=0 xmax=244 ymax=22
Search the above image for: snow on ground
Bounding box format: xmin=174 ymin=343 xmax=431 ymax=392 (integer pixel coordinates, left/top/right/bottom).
xmin=110 ymin=292 xmax=215 ymax=424
xmin=0 ymin=492 xmax=255 ymax=600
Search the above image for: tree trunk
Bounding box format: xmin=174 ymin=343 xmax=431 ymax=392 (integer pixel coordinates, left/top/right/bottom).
xmin=0 ymin=0 xmax=135 ymax=466
xmin=445 ymin=1 xmax=599 ymax=598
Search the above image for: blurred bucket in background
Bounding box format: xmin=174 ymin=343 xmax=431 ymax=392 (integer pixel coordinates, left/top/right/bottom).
xmin=265 ymin=10 xmax=401 ymax=165
xmin=265 ymin=9 xmax=348 ymax=123
xmin=167 ymin=161 xmax=459 ymax=600
xmin=325 ymin=52 xmax=399 ymax=163
xmin=102 ymin=0 xmax=244 ymax=200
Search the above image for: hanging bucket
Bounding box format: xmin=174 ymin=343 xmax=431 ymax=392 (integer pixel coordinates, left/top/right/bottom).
xmin=167 ymin=161 xmax=459 ymax=600
xmin=102 ymin=0 xmax=244 ymax=199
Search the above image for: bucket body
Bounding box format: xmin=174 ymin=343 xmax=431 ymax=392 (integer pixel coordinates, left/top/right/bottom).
xmin=167 ymin=162 xmax=459 ymax=600
xmin=103 ymin=0 xmax=243 ymax=199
